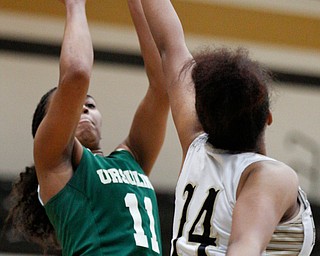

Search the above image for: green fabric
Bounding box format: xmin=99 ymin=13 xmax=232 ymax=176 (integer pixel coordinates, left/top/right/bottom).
xmin=44 ymin=148 xmax=162 ymax=255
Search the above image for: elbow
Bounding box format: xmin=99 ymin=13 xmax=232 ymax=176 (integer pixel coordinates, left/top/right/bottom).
xmin=70 ymin=65 xmax=91 ymax=83
xmin=60 ymin=63 xmax=92 ymax=88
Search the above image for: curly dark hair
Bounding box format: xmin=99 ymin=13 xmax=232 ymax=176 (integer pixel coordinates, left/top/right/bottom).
xmin=191 ymin=47 xmax=271 ymax=152
xmin=4 ymin=87 xmax=60 ymax=252
xmin=4 ymin=166 xmax=60 ymax=252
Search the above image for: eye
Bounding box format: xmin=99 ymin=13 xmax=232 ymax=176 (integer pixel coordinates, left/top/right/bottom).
xmin=86 ymin=103 xmax=96 ymax=109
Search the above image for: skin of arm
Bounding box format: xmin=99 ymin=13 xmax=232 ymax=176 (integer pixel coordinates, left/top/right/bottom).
xmin=119 ymin=0 xmax=170 ymax=176
xmin=140 ymin=0 xmax=203 ymax=159
xmin=226 ymin=161 xmax=299 ymax=255
xmin=33 ymin=0 xmax=93 ymax=204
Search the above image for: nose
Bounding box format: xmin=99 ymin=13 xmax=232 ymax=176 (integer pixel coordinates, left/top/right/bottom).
xmin=82 ymin=105 xmax=89 ymax=114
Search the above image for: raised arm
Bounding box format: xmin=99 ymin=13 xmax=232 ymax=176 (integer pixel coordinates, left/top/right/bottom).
xmin=34 ymin=0 xmax=93 ymax=202
xmin=140 ymin=0 xmax=203 ymax=157
xmin=118 ymin=0 xmax=169 ymax=176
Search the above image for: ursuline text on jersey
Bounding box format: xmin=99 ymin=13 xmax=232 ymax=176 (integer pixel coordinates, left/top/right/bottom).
xmin=96 ymin=168 xmax=154 ymax=190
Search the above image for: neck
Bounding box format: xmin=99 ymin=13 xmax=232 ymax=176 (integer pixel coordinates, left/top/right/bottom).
xmin=256 ymin=136 xmax=267 ymax=155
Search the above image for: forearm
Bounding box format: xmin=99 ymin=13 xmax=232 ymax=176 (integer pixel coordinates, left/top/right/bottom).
xmin=60 ymin=0 xmax=93 ymax=84
xmin=140 ymin=0 xmax=185 ymax=56
xmin=128 ymin=0 xmax=166 ymax=92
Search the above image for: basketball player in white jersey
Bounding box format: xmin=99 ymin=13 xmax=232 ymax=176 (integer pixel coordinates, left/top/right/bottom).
xmin=138 ymin=0 xmax=316 ymax=255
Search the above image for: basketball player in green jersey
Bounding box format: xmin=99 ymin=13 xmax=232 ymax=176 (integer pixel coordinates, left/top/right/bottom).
xmin=6 ymin=0 xmax=168 ymax=255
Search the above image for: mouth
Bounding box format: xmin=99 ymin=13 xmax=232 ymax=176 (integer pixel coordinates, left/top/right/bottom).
xmin=79 ymin=118 xmax=94 ymax=125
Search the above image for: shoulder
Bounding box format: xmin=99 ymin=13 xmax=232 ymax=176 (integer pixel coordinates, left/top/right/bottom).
xmin=249 ymin=160 xmax=298 ymax=180
xmin=239 ymin=159 xmax=299 ymax=197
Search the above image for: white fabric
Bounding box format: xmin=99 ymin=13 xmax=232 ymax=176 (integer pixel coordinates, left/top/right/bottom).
xmin=171 ymin=133 xmax=315 ymax=256
xmin=37 ymin=185 xmax=44 ymax=206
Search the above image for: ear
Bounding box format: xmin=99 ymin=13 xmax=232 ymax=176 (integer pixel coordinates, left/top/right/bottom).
xmin=267 ymin=110 xmax=273 ymax=126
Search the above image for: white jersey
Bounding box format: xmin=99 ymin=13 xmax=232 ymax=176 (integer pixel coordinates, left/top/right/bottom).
xmin=171 ymin=134 xmax=315 ymax=256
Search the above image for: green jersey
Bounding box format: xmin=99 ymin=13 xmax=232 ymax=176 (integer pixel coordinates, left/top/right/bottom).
xmin=44 ymin=147 xmax=162 ymax=255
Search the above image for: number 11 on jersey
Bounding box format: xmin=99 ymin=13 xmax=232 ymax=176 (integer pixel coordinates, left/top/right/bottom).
xmin=125 ymin=193 xmax=160 ymax=254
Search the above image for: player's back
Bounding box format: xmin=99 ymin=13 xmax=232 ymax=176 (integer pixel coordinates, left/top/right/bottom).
xmin=171 ymin=133 xmax=315 ymax=256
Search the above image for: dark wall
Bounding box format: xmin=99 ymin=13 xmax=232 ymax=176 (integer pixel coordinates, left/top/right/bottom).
xmin=0 ymin=179 xmax=318 ymax=255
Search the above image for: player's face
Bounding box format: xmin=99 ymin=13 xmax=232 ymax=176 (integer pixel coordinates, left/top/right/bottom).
xmin=75 ymin=96 xmax=102 ymax=149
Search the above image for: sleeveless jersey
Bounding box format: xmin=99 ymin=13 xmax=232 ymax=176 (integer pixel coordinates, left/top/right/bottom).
xmin=44 ymin=148 xmax=162 ymax=256
xmin=171 ymin=134 xmax=315 ymax=256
